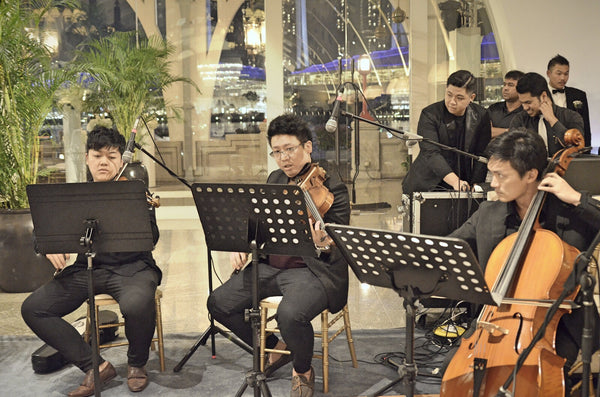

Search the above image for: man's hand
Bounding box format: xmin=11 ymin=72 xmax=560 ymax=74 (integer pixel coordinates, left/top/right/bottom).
xmin=538 ymin=172 xmax=581 ymax=206
xmin=539 ymin=97 xmax=558 ymax=127
xmin=443 ymin=172 xmax=470 ymax=192
xmin=230 ymin=252 xmax=249 ymax=272
xmin=46 ymin=253 xmax=70 ymax=273
xmin=310 ymin=219 xmax=332 ymax=252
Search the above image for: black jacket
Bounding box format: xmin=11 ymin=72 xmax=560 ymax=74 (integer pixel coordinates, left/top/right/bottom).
xmin=267 ymin=163 xmax=351 ymax=313
xmin=509 ymin=104 xmax=585 ymax=157
xmin=402 ymin=101 xmax=491 ymax=196
xmin=565 ymin=86 xmax=592 ymax=147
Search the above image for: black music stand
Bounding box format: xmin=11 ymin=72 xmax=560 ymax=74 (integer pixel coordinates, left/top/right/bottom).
xmin=325 ymin=224 xmax=495 ymax=397
xmin=189 ymin=183 xmax=318 ymax=396
xmin=27 ymin=181 xmax=154 ymax=397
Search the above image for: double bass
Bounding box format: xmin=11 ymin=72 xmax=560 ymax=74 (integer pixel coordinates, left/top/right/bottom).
xmin=440 ymin=130 xmax=585 ymax=397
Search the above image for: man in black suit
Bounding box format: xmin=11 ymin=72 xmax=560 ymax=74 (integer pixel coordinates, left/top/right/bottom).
xmin=509 ymin=72 xmax=584 ymax=157
xmin=547 ymin=54 xmax=591 ymax=147
xmin=402 ymin=70 xmax=491 ymax=196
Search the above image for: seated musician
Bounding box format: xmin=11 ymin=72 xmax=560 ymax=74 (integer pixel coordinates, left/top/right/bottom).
xmin=21 ymin=126 xmax=161 ymax=396
xmin=207 ymin=113 xmax=350 ymax=397
xmin=448 ymin=128 xmax=600 ymax=393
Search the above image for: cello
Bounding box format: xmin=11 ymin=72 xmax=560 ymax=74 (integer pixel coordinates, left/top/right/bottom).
xmin=440 ymin=129 xmax=585 ymax=397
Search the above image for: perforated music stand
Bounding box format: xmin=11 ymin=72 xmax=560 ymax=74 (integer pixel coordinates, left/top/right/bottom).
xmin=27 ymin=181 xmax=153 ymax=397
xmin=190 ymin=183 xmax=318 ymax=397
xmin=325 ymin=224 xmax=495 ymax=397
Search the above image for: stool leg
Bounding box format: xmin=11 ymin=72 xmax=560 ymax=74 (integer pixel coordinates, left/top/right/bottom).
xmin=155 ymin=295 xmax=165 ymax=372
xmin=321 ymin=310 xmax=329 ymax=393
xmin=343 ymin=305 xmax=358 ymax=368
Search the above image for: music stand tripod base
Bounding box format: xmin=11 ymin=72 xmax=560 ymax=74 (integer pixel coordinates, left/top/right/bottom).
xmin=326 ymin=224 xmax=494 ymax=397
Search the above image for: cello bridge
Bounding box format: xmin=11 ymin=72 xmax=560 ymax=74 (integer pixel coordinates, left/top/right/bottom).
xmin=478 ymin=321 xmax=509 ymax=335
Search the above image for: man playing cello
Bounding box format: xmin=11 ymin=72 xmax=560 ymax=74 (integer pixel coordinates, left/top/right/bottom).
xmin=442 ymin=129 xmax=600 ymax=396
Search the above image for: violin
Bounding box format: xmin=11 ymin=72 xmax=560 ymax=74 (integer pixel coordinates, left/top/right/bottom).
xmin=292 ymin=163 xmax=334 ymax=225
xmin=440 ymin=129 xmax=585 ymax=397
xmin=292 ymin=163 xmax=335 ymax=249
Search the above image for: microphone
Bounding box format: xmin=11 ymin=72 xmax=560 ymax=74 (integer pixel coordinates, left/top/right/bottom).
xmin=403 ymin=133 xmax=422 ymax=147
xmin=325 ymin=88 xmax=344 ymax=133
xmin=122 ymin=117 xmax=140 ymax=164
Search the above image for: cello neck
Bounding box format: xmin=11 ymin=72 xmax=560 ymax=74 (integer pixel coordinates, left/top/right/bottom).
xmin=490 ymin=189 xmax=548 ymax=303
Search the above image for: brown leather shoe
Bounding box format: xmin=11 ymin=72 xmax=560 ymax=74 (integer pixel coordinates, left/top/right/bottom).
xmin=291 ymin=367 xmax=314 ymax=397
xmin=127 ymin=365 xmax=149 ymax=392
xmin=68 ymin=361 xmax=117 ymax=397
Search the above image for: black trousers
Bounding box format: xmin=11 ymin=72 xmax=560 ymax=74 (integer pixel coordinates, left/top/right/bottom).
xmin=21 ymin=265 xmax=158 ymax=372
xmin=207 ymin=263 xmax=328 ymax=374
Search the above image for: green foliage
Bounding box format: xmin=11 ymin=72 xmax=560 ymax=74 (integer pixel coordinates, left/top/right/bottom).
xmin=70 ymin=31 xmax=198 ymax=143
xmin=0 ymin=0 xmax=75 ymax=209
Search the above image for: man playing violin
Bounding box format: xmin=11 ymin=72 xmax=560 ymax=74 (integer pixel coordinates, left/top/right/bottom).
xmin=207 ymin=113 xmax=350 ymax=397
xmin=448 ymin=129 xmax=600 ymax=394
xmin=21 ymin=125 xmax=161 ymax=396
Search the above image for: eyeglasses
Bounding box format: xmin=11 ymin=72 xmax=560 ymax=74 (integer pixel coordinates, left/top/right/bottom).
xmin=269 ymin=144 xmax=302 ymax=159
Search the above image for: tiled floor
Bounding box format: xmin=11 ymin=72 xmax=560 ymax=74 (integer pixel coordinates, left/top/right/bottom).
xmin=0 ymin=177 xmax=409 ymax=337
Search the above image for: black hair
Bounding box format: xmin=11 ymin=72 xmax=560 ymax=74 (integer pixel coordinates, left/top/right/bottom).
xmin=547 ymin=54 xmax=569 ymax=71
xmin=516 ymin=72 xmax=551 ymax=99
xmin=504 ymin=70 xmax=524 ymax=81
xmin=486 ymin=128 xmax=547 ymax=180
xmin=267 ymin=113 xmax=312 ymax=146
xmin=86 ymin=125 xmax=126 ymax=154
xmin=446 ymin=70 xmax=476 ymax=94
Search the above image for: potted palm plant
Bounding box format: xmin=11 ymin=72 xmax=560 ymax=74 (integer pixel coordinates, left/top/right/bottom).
xmin=70 ymin=31 xmax=197 ymax=184
xmin=0 ymin=0 xmax=76 ymax=292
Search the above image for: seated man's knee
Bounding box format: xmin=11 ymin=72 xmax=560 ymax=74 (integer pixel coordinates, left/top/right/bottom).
xmin=119 ymin=293 xmax=155 ymax=318
xmin=276 ymin=303 xmax=310 ymax=327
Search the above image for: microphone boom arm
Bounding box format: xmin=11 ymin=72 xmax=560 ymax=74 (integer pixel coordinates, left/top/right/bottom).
xmin=341 ymin=110 xmax=488 ymax=164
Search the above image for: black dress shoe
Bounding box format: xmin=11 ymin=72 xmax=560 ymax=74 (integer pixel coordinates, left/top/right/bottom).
xmin=68 ymin=361 xmax=117 ymax=397
xmin=264 ymin=353 xmax=293 ymax=377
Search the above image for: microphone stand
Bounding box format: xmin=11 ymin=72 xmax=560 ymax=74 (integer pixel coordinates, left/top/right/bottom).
xmin=340 ymin=110 xmax=488 ymax=165
xmin=131 ymin=141 xmax=253 ymax=371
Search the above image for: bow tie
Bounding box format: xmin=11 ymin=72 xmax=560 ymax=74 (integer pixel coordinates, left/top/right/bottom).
xmin=552 ymin=88 xmax=565 ymax=94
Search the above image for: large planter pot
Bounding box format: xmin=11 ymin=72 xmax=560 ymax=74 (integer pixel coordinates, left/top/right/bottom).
xmin=0 ymin=209 xmax=54 ymax=293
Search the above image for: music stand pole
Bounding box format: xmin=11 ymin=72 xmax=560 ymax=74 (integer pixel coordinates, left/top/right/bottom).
xmin=235 ymin=240 xmax=271 ymax=397
xmin=82 ymin=220 xmax=101 ymax=397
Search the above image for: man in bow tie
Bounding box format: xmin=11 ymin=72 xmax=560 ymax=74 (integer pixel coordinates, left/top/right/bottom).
xmin=546 ymin=54 xmax=591 ymax=147
xmin=509 ymin=72 xmax=584 ymax=157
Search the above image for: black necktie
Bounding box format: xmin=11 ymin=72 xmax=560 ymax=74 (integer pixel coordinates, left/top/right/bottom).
xmin=552 ymin=88 xmax=565 ymax=94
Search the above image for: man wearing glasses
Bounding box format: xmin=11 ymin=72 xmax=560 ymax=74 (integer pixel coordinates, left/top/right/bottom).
xmin=207 ymin=113 xmax=350 ymax=397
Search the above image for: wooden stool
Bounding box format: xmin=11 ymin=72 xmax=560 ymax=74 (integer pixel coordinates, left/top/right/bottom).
xmin=84 ymin=289 xmax=165 ymax=371
xmin=259 ymin=296 xmax=358 ymax=393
